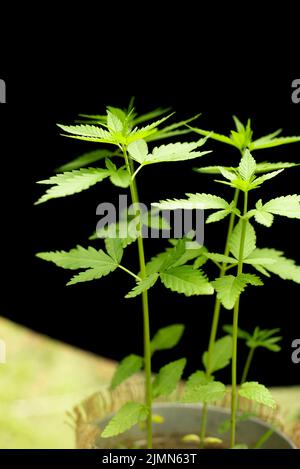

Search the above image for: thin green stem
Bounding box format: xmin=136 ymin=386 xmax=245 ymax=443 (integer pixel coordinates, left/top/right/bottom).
xmin=131 ymin=164 xmax=143 ymax=182
xmin=253 ymin=428 xmax=274 ymax=449
xmin=118 ymin=264 xmax=141 ymax=282
xmin=199 ymin=189 xmax=240 ymax=446
xmin=230 ymin=191 xmax=248 ymax=448
xmin=240 ymin=347 xmax=255 ymax=385
xmin=122 ymin=146 xmax=153 ymax=449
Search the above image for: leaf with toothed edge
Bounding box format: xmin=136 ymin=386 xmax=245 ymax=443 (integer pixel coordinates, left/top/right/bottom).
xmin=35 ymin=168 xmax=110 ymax=204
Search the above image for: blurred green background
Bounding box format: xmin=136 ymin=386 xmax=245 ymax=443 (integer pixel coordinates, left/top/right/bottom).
xmin=0 ymin=317 xmax=299 ymax=448
xmin=0 ymin=318 xmax=115 ymax=448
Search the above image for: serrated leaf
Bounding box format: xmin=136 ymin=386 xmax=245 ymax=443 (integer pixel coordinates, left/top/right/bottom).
xmin=147 ymin=114 xmax=200 ymax=142
xmin=57 ymin=149 xmax=113 ymax=172
xmin=205 ymin=253 xmax=237 ymax=265
xmin=36 ymin=245 xmax=116 ymax=270
xmin=107 ymin=106 xmax=128 ymax=126
xmin=150 ymin=324 xmax=185 ymax=355
xmin=229 ymin=220 xmax=256 ymax=260
xmin=255 ymin=162 xmax=298 ymax=173
xmin=263 ymin=195 xmax=300 ymax=219
xmin=105 ymin=238 xmax=123 ymax=263
xmin=233 ymin=115 xmax=245 ymax=133
xmin=186 ymin=370 xmax=213 ymax=387
xmin=251 ymin=169 xmax=284 ymax=188
xmin=243 ymin=255 xmax=276 ymax=265
xmin=146 ymin=140 xmax=210 ymax=164
xmin=160 ymin=266 xmax=214 ymax=296
xmin=212 ymin=273 xmax=262 ymax=310
xmin=67 ymin=268 xmax=114 ymax=286
xmin=110 ymin=354 xmax=143 ymax=390
xmin=152 ymin=358 xmax=186 ymax=398
xmin=190 ymin=127 xmax=235 ymax=146
xmin=218 ymin=166 xmax=236 ymax=181
xmin=251 ymin=200 xmax=274 ymax=227
xmin=248 ymin=129 xmax=282 ymax=148
xmin=110 ymin=167 xmax=131 ymax=188
xmin=145 ymin=251 xmax=170 ymax=276
xmin=129 ymin=139 xmax=210 ymax=168
xmin=141 ymin=211 xmax=171 ymax=231
xmin=107 ymin=110 xmax=123 ymax=133
xmin=202 ymin=336 xmax=233 ymax=373
xmin=125 ymin=273 xmax=159 ymax=299
xmin=144 ymin=239 xmax=198 ymax=276
xmin=101 ymin=402 xmax=149 ymax=438
xmin=239 ymin=382 xmax=276 ymax=409
xmin=57 ymin=124 xmax=115 ymax=144
xmin=183 ymin=381 xmax=227 ymax=403
xmin=93 ymin=219 xmax=137 ymax=248
xmin=251 ymin=135 xmax=300 ymax=150
xmin=35 ymin=168 xmax=110 ymax=204
xmin=206 ymin=209 xmax=231 ymax=224
xmin=194 ymin=165 xmax=224 ymax=174
xmin=246 ymin=327 xmax=282 ymax=352
xmin=128 ymin=139 xmax=148 ymax=164
xmin=238 ymin=150 xmax=256 ymax=181
xmin=36 ymin=246 xmax=118 ymax=285
xmin=152 ymin=193 xmax=229 ymax=211
xmin=195 ymin=161 xmax=298 ymax=177
xmin=239 ymin=273 xmax=263 ymax=286
xmin=251 ymin=248 xmax=300 ymax=284
xmin=222 ymin=324 xmax=252 ymax=340
xmin=127 ymin=115 xmax=173 ymax=143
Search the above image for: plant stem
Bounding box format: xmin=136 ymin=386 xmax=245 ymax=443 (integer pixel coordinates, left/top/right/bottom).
xmin=230 ymin=191 xmax=248 ymax=448
xmin=240 ymin=347 xmax=255 ymax=385
xmin=199 ymin=189 xmax=240 ymax=447
xmin=253 ymin=428 xmax=274 ymax=449
xmin=118 ymin=264 xmax=141 ymax=281
xmin=123 ymin=146 xmax=153 ymax=449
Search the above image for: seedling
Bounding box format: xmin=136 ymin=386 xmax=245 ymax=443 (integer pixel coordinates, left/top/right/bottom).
xmin=154 ymin=131 xmax=300 ymax=447
xmin=35 ymin=102 xmax=214 ymax=448
xmin=223 ymin=325 xmax=282 ymax=385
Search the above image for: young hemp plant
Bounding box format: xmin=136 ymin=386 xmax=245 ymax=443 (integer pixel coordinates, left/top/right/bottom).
xmin=188 ymin=116 xmax=300 ymax=445
xmin=153 ymin=149 xmax=300 ymax=448
xmin=171 ymin=117 xmax=300 ymax=445
xmin=223 ymin=325 xmax=282 ymax=386
xmin=35 ymin=103 xmax=214 ymax=449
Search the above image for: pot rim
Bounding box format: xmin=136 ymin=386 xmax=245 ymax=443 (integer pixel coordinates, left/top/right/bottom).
xmin=148 ymin=402 xmax=297 ymax=449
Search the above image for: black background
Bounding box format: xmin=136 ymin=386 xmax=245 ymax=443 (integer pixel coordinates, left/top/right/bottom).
xmin=1 ymin=70 xmax=300 ymax=387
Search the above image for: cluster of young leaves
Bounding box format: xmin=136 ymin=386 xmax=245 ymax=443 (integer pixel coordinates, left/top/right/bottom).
xmin=182 ymin=332 xmax=276 ymax=410
xmin=36 ymin=234 xmax=214 ymax=297
xmin=125 ymin=236 xmax=214 ymax=299
xmin=182 ymin=335 xmax=232 ymax=405
xmin=223 ymin=325 xmax=282 ymax=353
xmin=152 ymin=151 xmax=300 ymax=310
xmin=189 ymin=115 xmax=300 ymax=152
xmin=102 ymin=324 xmax=186 ymax=438
xmin=35 ymin=107 xmax=209 ymax=205
xmin=55 ymin=100 xmax=200 ymax=165
xmin=74 ymin=100 xmax=199 ymax=143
